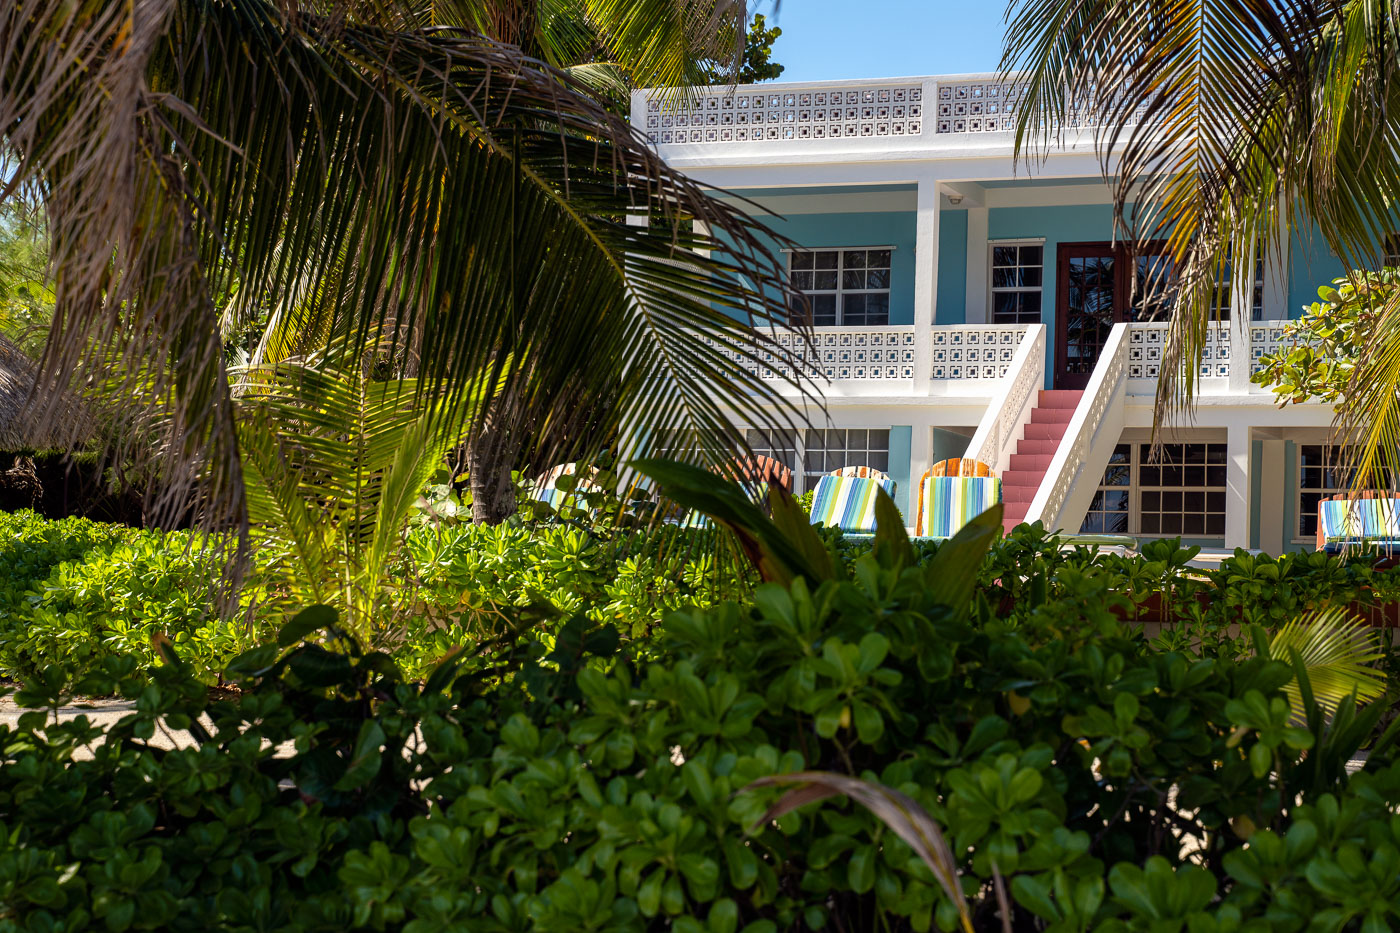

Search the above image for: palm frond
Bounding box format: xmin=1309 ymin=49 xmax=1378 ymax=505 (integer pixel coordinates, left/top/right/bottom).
xmin=1 ymin=0 xmax=812 ymax=539
xmin=1002 ymin=0 xmax=1400 ymax=430
xmin=1268 ymin=606 xmax=1386 ymax=718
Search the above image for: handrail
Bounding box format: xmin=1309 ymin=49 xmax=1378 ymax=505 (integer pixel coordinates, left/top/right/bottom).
xmin=964 ymin=323 xmax=1045 ymax=473
xmin=1024 ymin=323 xmax=1130 ymax=530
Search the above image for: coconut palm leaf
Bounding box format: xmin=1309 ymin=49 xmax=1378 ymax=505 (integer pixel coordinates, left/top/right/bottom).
xmin=1001 ymin=0 xmax=1400 ymax=444
xmin=743 ymin=771 xmax=974 ymax=933
xmin=1264 ymin=606 xmax=1387 ymax=718
xmin=0 ymin=0 xmax=809 ymax=538
xmin=236 ymin=345 xmax=497 ymax=637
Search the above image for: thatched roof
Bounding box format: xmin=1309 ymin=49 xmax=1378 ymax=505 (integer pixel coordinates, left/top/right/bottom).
xmin=0 ymin=334 xmax=94 ymax=450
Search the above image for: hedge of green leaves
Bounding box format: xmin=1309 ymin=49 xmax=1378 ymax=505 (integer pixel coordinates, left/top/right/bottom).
xmin=6 ymin=507 xmax=1400 ymax=688
xmin=5 ymin=504 xmax=1400 ymax=931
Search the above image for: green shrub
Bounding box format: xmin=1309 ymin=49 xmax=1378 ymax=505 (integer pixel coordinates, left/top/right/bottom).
xmin=4 ymin=504 xmax=1400 ymax=931
xmin=0 ymin=512 xmax=272 ymax=684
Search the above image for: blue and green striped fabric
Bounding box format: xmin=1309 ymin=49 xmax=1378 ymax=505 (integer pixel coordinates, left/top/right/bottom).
xmin=917 ymin=476 xmax=1002 ymax=538
xmin=1319 ymin=497 xmax=1400 ymax=549
xmin=808 ymin=475 xmax=896 ymax=534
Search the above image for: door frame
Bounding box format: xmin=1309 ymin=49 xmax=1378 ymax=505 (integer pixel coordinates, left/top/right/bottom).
xmin=1054 ymin=240 xmax=1171 ymax=389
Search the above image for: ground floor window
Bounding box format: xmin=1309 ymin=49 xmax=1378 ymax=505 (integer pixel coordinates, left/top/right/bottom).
xmin=1080 ymin=442 xmax=1227 ymax=537
xmin=1297 ymin=444 xmax=1360 ymax=541
xmin=738 ymin=427 xmax=891 ymax=493
xmin=801 ymin=429 xmax=890 ymax=491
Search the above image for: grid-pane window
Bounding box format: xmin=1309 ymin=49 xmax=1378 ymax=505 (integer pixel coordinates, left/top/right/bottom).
xmin=1078 ymin=441 xmax=1227 ymax=537
xmin=1081 ymin=444 xmax=1131 ymax=533
xmin=1139 ymin=443 xmax=1227 ymax=536
xmin=801 ymin=428 xmax=890 ymax=491
xmin=1298 ymin=445 xmax=1362 ymax=540
xmin=789 ymin=248 xmax=891 ymax=326
xmin=1212 ymin=244 xmax=1265 ymax=321
xmin=745 ymin=428 xmax=798 ymax=470
xmin=990 ymin=243 xmax=1044 ymax=324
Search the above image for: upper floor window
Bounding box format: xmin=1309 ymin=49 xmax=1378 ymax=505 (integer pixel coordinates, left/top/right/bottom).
xmin=789 ymin=249 xmax=891 ymax=326
xmin=1211 ymin=243 xmax=1265 ymax=321
xmin=1385 ymin=234 xmax=1400 ymax=267
xmin=989 ymin=242 xmax=1043 ymax=324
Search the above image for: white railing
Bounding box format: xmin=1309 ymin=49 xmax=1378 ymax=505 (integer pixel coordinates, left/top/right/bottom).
xmin=695 ymin=325 xmax=917 ymax=383
xmin=1126 ymin=321 xmax=1233 ymax=387
xmin=930 ymin=324 xmax=1030 ymax=381
xmin=693 ymin=323 xmax=1030 ymax=387
xmin=965 ymin=324 xmax=1046 ymax=472
xmin=641 ymin=80 xmax=925 ymax=147
xmin=933 ymin=75 xmax=1151 ymax=137
xmin=636 ymin=72 xmax=1147 ymax=148
xmin=1025 ymin=323 xmax=1130 ymax=530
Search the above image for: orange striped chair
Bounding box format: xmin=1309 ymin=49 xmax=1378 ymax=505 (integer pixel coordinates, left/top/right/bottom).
xmin=915 ymin=460 xmax=1000 ymax=538
xmin=930 ymin=458 xmax=993 ymax=478
xmin=830 ymin=465 xmax=891 ymax=482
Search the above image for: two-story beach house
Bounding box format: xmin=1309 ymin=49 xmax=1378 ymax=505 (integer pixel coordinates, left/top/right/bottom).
xmin=632 ymin=73 xmax=1357 ymax=554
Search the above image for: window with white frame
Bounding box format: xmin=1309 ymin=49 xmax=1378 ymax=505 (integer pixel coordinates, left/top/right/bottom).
xmin=744 ymin=428 xmax=798 ymax=471
xmin=1292 ymin=445 xmax=1390 ymax=541
xmin=1079 ymin=442 xmax=1227 ymax=537
xmin=801 ymin=428 xmax=890 ymax=492
xmin=1081 ymin=444 xmax=1131 ymax=533
xmin=788 ymin=249 xmax=892 ymax=326
xmin=1386 ymin=234 xmax=1400 ymax=267
xmin=1211 ymin=243 xmax=1265 ymax=321
xmin=989 ymin=242 xmax=1044 ymax=324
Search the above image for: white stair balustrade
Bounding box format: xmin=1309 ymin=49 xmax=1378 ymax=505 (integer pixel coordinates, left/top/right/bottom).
xmin=1024 ymin=323 xmax=1131 ymax=532
xmin=963 ymin=324 xmax=1046 ymax=473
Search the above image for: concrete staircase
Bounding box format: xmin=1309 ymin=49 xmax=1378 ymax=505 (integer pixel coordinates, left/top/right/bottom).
xmin=1000 ymin=389 xmax=1083 ymax=533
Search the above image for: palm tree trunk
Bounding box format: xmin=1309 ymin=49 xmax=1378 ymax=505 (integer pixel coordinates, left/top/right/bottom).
xmin=466 ymin=392 xmax=521 ymax=524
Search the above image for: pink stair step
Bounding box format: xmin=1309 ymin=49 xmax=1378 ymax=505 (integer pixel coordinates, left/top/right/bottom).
xmin=1010 ymin=453 xmax=1054 ymax=472
xmin=1037 ymin=389 xmax=1084 ymax=409
xmin=1016 ymin=438 xmax=1060 ymax=456
xmin=1031 ymin=406 xmax=1075 ymax=425
xmin=1024 ymin=422 xmax=1069 ymax=441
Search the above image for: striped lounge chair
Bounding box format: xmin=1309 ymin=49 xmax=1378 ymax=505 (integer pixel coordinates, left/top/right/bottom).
xmin=529 ymin=463 xmax=594 ymax=513
xmin=1317 ymin=493 xmax=1400 ymax=554
xmin=931 ymin=458 xmax=993 ymax=478
xmin=830 ymin=465 xmax=891 ymax=481
xmin=915 ymin=473 xmax=1002 ymax=538
xmin=809 ymin=474 xmax=896 ymax=534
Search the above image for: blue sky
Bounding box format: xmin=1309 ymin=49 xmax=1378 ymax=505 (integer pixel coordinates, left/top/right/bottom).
xmin=757 ymin=1 xmax=1009 ymax=83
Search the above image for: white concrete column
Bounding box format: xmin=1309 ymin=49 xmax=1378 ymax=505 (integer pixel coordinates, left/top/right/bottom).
xmin=965 ymin=207 xmax=989 ymax=324
xmin=1228 ymin=249 xmax=1255 ymax=394
xmin=907 ymin=423 xmax=932 ymax=532
xmin=1264 ymin=218 xmax=1288 ymax=320
xmin=1225 ymin=424 xmax=1251 ymax=549
xmin=913 ymin=177 xmax=941 ymax=395
xmin=1259 ymin=439 xmax=1286 ymax=554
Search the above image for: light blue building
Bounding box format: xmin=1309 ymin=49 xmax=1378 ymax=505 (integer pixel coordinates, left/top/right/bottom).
xmin=632 ymin=74 xmax=1355 ymax=554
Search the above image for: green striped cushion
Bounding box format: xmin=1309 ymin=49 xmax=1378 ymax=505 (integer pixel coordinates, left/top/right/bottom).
xmin=1320 ymin=497 xmax=1400 ymax=543
xmin=919 ymin=476 xmax=1002 ymax=538
xmin=809 ymin=475 xmax=895 ymax=534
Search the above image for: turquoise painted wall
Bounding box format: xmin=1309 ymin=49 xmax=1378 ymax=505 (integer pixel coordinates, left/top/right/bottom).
xmin=988 ymin=204 xmax=1120 ymax=387
xmin=937 ymin=210 xmax=968 ymax=324
xmin=1286 ymin=226 xmax=1348 ymax=319
xmin=889 ymin=425 xmax=913 ymax=519
xmin=741 ymin=210 xmax=918 ymax=324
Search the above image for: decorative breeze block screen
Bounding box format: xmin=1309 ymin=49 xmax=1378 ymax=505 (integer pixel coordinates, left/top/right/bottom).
xmin=1128 ymin=324 xmax=1231 ymax=380
xmin=646 ymin=86 xmax=923 ymax=145
xmin=1249 ymin=323 xmax=1292 ymax=375
xmin=935 ymin=81 xmax=1151 ymax=135
xmin=930 ymin=326 xmax=1027 ymax=380
xmin=698 ymin=329 xmax=916 ymax=382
